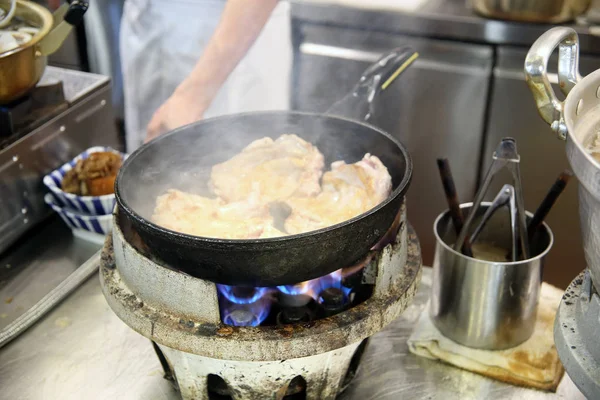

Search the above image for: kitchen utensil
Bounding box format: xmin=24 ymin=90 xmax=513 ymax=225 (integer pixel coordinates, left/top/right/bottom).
xmin=116 ymin=47 xmax=417 ymax=287
xmin=525 ymin=27 xmax=600 ymax=285
xmin=0 ymin=0 xmax=88 ymax=104
xmin=469 ymin=184 xmax=519 ymax=261
xmin=455 ymin=138 xmax=530 ymax=260
xmin=528 ymin=170 xmax=572 ymax=241
xmin=470 ymin=0 xmax=591 ymax=23
xmin=431 ymin=202 xmax=553 ymax=350
xmin=436 ymin=158 xmax=473 ymax=257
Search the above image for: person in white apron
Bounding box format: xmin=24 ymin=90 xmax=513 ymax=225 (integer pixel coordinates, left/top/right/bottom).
xmin=120 ymin=0 xmax=292 ymax=152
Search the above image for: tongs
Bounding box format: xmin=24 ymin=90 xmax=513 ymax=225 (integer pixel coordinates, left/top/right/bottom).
xmin=454 ymin=138 xmax=530 ymax=261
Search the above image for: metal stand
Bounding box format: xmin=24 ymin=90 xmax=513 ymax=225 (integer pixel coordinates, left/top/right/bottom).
xmin=554 ymin=269 xmax=600 ymax=399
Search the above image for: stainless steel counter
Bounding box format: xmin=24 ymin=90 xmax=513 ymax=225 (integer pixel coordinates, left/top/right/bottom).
xmin=293 ymin=0 xmax=600 ymax=55
xmin=0 ymin=220 xmax=585 ymax=399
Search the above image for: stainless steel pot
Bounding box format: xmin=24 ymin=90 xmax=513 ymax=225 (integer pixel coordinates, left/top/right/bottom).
xmin=470 ymin=0 xmax=591 ymax=23
xmin=430 ymin=203 xmax=553 ymax=350
xmin=525 ymin=27 xmax=600 ymax=286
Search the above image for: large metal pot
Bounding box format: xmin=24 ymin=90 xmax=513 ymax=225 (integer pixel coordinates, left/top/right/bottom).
xmin=471 ymin=0 xmax=591 ymax=23
xmin=0 ymin=0 xmax=88 ymax=104
xmin=525 ymin=27 xmax=600 ymax=285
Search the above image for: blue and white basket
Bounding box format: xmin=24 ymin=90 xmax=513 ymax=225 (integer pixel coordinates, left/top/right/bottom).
xmin=43 ymin=146 xmax=127 ymax=215
xmin=45 ymin=194 xmax=113 ymax=244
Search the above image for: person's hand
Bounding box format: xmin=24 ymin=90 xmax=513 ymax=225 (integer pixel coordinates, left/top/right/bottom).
xmin=145 ymin=82 xmax=210 ymax=143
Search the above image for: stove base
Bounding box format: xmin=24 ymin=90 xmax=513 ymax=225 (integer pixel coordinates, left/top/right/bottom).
xmin=100 ymin=210 xmax=422 ymax=400
xmin=156 ymin=340 xmax=365 ymax=400
xmin=554 ymin=269 xmax=600 ymax=399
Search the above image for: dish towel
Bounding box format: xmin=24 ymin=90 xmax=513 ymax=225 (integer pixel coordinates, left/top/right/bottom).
xmin=408 ymin=282 xmax=565 ymax=391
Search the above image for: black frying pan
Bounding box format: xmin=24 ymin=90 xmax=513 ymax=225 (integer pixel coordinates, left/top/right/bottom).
xmin=115 ymin=47 xmax=417 ymax=287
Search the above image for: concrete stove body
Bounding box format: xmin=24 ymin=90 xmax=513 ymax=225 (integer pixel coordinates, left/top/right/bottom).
xmin=100 ymin=206 xmax=421 ymax=400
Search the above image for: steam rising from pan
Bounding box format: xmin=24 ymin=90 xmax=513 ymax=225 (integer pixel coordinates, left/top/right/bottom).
xmin=124 ymin=112 xmax=407 ymax=223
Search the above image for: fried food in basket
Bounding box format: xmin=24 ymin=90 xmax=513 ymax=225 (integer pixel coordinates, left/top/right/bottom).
xmin=62 ymin=152 xmax=122 ymax=196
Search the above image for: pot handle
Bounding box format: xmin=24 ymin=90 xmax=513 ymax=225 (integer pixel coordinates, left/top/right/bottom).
xmin=325 ymin=46 xmax=418 ymax=122
xmin=37 ymin=0 xmax=89 ymax=57
xmin=524 ymin=27 xmax=582 ymax=140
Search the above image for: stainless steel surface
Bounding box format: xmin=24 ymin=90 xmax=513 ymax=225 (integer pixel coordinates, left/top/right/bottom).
xmin=0 ymin=216 xmax=101 ymax=329
xmin=0 ymin=67 xmax=119 ymax=255
xmin=0 ymin=255 xmax=584 ymax=399
xmin=471 ymin=0 xmax=592 ymax=23
xmin=292 ymin=0 xmax=600 ymax=55
xmin=292 ymin=24 xmax=493 ymax=270
xmin=431 ymin=202 xmax=553 ymax=350
xmin=456 ymin=139 xmax=530 ymax=260
xmin=554 ymin=270 xmax=600 ymax=400
xmin=40 ymin=65 xmax=109 ymax=103
xmin=0 ymin=249 xmax=100 ymax=348
xmin=525 ymin=27 xmax=600 ymax=287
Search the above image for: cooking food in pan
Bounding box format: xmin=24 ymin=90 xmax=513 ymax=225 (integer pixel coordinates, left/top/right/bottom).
xmin=153 ymin=188 xmax=285 ymax=240
xmin=152 ymin=135 xmax=392 ymax=239
xmin=62 ymin=151 xmax=123 ymax=196
xmin=284 ymin=154 xmax=391 ymax=234
xmin=115 ymin=46 xmax=416 ymax=286
xmin=210 ymin=134 xmax=324 ymax=203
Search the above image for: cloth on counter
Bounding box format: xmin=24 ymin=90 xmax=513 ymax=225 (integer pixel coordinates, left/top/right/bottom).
xmin=408 ymin=282 xmax=564 ymax=392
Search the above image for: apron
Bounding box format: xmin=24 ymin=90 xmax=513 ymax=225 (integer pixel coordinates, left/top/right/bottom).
xmin=120 ymin=0 xmax=292 ymax=152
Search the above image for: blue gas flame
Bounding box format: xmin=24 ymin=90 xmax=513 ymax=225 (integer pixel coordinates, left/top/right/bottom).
xmin=218 ymin=268 xmax=354 ymax=326
xmin=216 ymin=285 xmax=270 ymax=304
xmin=277 ymin=269 xmax=351 ymax=301
xmin=217 ymin=285 xmax=272 ymax=327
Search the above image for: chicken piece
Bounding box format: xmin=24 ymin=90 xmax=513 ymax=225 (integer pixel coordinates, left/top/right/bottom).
xmin=284 ymin=154 xmax=392 ymax=235
xmin=152 ymin=187 xmax=286 ymax=239
xmin=209 ymin=134 xmax=325 ymax=203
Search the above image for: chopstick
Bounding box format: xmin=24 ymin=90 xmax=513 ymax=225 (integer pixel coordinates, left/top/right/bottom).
xmin=527 ymin=170 xmax=573 ymax=241
xmin=436 ymin=158 xmax=473 ymax=257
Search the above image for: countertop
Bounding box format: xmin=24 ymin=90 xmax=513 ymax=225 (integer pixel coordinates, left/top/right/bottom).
xmin=0 ymin=217 xmax=586 ymax=399
xmin=292 ymin=0 xmax=600 ymax=55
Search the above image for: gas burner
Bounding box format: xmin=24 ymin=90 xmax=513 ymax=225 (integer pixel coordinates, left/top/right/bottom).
xmin=214 ymin=261 xmax=365 ymax=327
xmin=554 ymin=269 xmax=600 ymax=399
xmin=100 ymin=204 xmax=421 ymax=400
xmin=0 ymin=83 xmax=68 ymax=148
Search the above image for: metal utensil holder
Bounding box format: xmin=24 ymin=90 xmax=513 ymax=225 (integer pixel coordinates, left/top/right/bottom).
xmin=431 ymin=203 xmax=553 ymax=349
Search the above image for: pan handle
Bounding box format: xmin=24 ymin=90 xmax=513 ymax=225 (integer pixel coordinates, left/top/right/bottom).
xmin=37 ymin=0 xmax=89 ymax=57
xmin=524 ymin=27 xmax=582 ymax=140
xmin=325 ymin=46 xmax=418 ymax=122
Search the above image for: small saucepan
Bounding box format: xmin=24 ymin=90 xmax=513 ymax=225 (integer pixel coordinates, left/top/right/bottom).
xmin=0 ymin=0 xmax=88 ymax=104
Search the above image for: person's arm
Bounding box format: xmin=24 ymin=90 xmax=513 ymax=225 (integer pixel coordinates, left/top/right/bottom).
xmin=146 ymin=0 xmax=280 ymax=141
